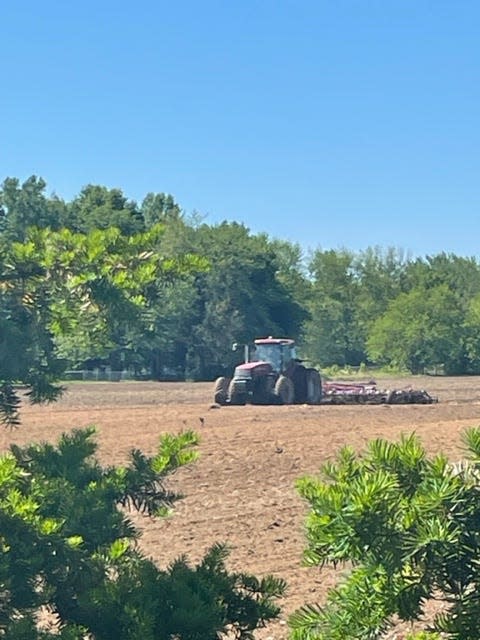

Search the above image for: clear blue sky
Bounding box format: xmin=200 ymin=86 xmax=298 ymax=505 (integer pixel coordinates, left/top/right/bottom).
xmin=1 ymin=1 xmax=479 ymax=259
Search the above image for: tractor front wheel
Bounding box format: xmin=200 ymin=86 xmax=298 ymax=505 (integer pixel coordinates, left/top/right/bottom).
xmin=274 ymin=375 xmax=295 ymax=404
xmin=213 ymin=376 xmax=230 ymax=405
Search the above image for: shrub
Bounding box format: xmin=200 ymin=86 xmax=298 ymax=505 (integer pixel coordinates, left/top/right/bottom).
xmin=291 ymin=428 xmax=480 ymax=639
xmin=0 ymin=427 xmax=284 ymax=639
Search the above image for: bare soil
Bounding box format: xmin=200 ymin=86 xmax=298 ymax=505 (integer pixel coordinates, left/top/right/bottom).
xmin=3 ymin=376 xmax=480 ymax=639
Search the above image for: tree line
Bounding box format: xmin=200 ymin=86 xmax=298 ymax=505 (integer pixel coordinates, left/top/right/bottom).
xmin=2 ymin=175 xmax=480 ymax=417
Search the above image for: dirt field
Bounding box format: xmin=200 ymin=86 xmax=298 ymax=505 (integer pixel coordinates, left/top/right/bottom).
xmin=3 ymin=376 xmax=480 ymax=639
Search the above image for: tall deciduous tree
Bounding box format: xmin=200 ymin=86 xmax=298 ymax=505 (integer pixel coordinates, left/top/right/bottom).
xmin=352 ymin=246 xmax=410 ymax=335
xmin=461 ymin=293 xmax=480 ymax=374
xmin=67 ymin=185 xmax=143 ymax=235
xmin=303 ymin=249 xmax=364 ymax=367
xmin=367 ymin=284 xmax=466 ymax=374
xmin=185 ymin=223 xmax=308 ymax=379
xmin=405 ymin=253 xmax=480 ymax=303
xmin=141 ymin=192 xmax=182 ymax=227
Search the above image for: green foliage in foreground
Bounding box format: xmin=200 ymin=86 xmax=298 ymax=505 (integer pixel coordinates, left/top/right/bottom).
xmin=291 ymin=428 xmax=480 ymax=640
xmin=0 ymin=427 xmax=284 ymax=639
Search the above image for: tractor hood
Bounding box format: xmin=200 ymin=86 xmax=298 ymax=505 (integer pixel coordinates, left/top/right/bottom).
xmin=234 ymin=361 xmax=273 ymax=377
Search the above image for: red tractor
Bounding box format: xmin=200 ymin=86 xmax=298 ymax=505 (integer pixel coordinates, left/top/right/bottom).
xmin=213 ymin=337 xmax=322 ymax=406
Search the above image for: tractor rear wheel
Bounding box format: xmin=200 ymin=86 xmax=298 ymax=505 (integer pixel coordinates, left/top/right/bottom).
xmin=213 ymin=376 xmax=230 ymax=405
xmin=274 ymin=375 xmax=295 ymax=404
xmin=306 ymin=368 xmax=322 ymax=404
xmin=290 ymin=364 xmax=307 ymax=403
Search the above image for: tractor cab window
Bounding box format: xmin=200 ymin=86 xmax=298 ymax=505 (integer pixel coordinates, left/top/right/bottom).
xmin=254 ymin=344 xmax=282 ymax=372
xmin=284 ymin=344 xmax=296 ymax=365
xmin=254 ymin=342 xmax=296 ymax=373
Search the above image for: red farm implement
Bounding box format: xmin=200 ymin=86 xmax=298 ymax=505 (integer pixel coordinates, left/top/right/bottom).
xmin=321 ymin=380 xmax=437 ymax=405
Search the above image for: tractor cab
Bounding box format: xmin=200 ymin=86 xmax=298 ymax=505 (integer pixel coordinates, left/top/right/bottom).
xmin=253 ymin=337 xmax=296 ymax=374
xmin=214 ymin=336 xmax=321 ymax=406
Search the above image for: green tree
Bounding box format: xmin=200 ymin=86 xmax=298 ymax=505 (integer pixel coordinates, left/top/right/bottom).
xmin=120 ymin=218 xmax=204 ymax=379
xmin=186 ymin=223 xmax=307 ymax=379
xmin=0 ymin=225 xmax=207 ymax=423
xmin=303 ymin=249 xmax=364 ymax=367
xmin=352 ymin=246 xmax=410 ymax=338
xmin=0 ymin=427 xmax=284 ymax=638
xmin=141 ymin=192 xmax=182 ymax=227
xmin=463 ymin=293 xmax=480 ymax=373
xmin=303 ymin=247 xmax=412 ymax=368
xmin=67 ymin=185 xmax=143 ymax=235
xmin=0 ymin=176 xmax=65 ymax=241
xmin=405 ymin=253 xmax=480 ymax=303
xmin=367 ymin=284 xmax=466 ymax=374
xmin=139 ymin=220 xmax=311 ymax=379
xmin=268 ymin=238 xmax=311 ymax=310
xmin=291 ymin=428 xmax=480 ymax=640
